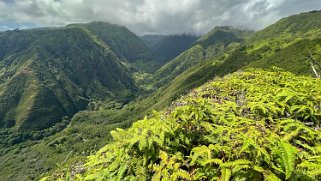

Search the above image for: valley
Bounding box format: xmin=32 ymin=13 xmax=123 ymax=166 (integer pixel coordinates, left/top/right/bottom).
xmin=0 ymin=10 xmax=321 ymax=181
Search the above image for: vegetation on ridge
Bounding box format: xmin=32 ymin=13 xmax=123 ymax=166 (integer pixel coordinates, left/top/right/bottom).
xmin=47 ymin=69 xmax=321 ymax=180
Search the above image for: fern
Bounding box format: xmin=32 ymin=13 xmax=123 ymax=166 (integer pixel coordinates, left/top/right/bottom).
xmin=49 ymin=69 xmax=321 ymax=181
xmin=273 ymin=139 xmax=298 ymax=179
xmin=220 ymin=168 xmax=232 ymax=181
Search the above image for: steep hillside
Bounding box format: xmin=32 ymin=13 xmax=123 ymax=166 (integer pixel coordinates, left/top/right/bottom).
xmin=238 ymin=10 xmax=321 ymax=75
xmin=68 ymin=22 xmax=158 ymax=72
xmin=250 ymin=10 xmax=321 ymax=42
xmin=141 ymin=34 xmax=198 ymax=65
xmin=0 ymin=24 xmax=145 ymax=131
xmin=47 ymin=69 xmax=321 ymax=180
xmin=153 ymin=27 xmax=252 ymax=87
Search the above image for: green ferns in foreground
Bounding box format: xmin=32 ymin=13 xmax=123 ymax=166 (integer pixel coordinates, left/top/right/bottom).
xmin=47 ymin=69 xmax=321 ymax=180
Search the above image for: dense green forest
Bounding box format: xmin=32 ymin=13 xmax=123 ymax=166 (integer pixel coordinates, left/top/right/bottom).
xmin=0 ymin=10 xmax=321 ymax=180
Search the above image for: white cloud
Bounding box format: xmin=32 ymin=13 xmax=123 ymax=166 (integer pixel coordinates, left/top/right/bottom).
xmin=0 ymin=0 xmax=320 ymax=35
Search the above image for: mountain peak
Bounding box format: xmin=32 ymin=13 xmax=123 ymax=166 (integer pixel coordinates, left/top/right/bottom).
xmin=211 ymin=26 xmax=237 ymax=32
xmin=196 ymin=26 xmax=252 ymax=48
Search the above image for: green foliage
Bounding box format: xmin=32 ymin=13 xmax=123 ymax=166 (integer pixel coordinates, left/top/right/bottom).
xmin=50 ymin=69 xmax=321 ymax=180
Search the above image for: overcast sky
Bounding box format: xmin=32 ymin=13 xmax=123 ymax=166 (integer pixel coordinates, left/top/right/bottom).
xmin=0 ymin=0 xmax=320 ymax=35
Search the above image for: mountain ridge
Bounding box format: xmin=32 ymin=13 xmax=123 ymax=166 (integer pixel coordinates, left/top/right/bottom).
xmin=151 ymin=26 xmax=252 ymax=88
xmin=0 ymin=23 xmax=145 ymax=131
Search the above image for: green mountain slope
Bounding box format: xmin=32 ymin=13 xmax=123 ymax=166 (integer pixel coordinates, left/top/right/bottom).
xmin=250 ymin=10 xmax=321 ymax=42
xmin=141 ymin=34 xmax=199 ymax=65
xmin=237 ymin=10 xmax=321 ymax=75
xmin=152 ymin=26 xmax=252 ymax=87
xmin=0 ymin=26 xmax=138 ymax=131
xmin=68 ymin=22 xmax=158 ymax=72
xmin=47 ymin=69 xmax=321 ymax=180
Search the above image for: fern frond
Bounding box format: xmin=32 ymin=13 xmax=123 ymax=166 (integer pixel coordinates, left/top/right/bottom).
xmin=275 ymin=139 xmax=297 ymax=179
xmin=220 ymin=168 xmax=232 ymax=181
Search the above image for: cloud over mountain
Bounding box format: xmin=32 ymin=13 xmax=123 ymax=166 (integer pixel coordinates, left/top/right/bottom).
xmin=0 ymin=0 xmax=320 ymax=35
